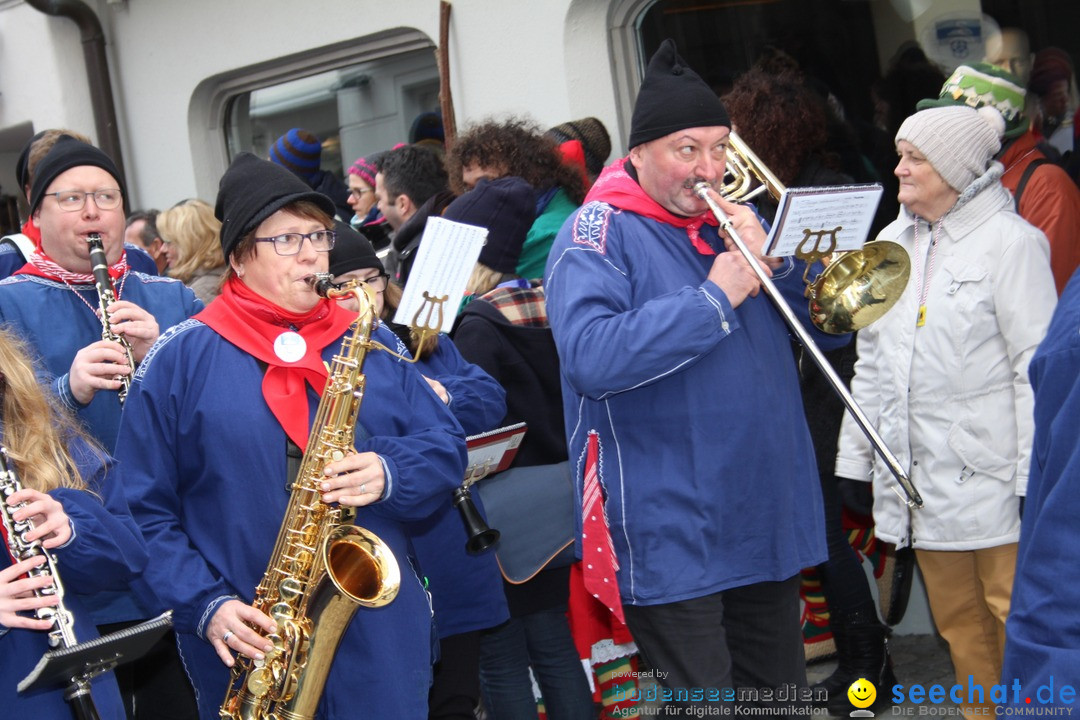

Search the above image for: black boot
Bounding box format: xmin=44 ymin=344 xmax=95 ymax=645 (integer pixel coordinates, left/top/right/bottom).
xmin=812 ymin=613 xmax=897 ymax=715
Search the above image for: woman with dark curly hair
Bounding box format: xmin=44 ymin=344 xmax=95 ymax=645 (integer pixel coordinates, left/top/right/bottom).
xmin=724 ymin=66 xmax=897 ymax=715
xmin=722 ymin=67 xmax=842 ymax=216
xmin=448 ymin=118 xmax=586 ymax=280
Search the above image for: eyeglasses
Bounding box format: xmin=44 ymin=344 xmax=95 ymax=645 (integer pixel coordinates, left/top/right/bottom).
xmin=358 ymin=273 xmax=390 ymax=292
xmin=49 ymin=189 xmax=122 ymax=212
xmin=253 ymin=230 xmax=336 ymax=256
xmin=348 ymin=188 xmax=373 ymax=198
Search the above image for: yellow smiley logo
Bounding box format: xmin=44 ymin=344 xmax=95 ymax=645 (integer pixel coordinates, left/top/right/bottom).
xmin=847 ymin=677 xmax=877 ymax=709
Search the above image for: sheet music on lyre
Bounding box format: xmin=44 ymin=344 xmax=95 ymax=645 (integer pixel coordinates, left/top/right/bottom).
xmin=764 ymin=183 xmax=884 ymax=258
xmin=394 ymin=217 xmax=487 ymax=333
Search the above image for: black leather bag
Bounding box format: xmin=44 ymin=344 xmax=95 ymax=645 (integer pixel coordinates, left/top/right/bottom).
xmin=474 ymin=461 xmax=576 ymax=584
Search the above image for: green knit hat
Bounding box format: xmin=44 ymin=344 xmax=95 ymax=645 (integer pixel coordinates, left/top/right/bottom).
xmin=916 ymin=63 xmax=1029 ymax=140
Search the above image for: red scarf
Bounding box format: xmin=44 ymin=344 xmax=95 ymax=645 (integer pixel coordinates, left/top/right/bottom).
xmin=196 ymin=276 xmax=356 ymax=450
xmin=585 ymin=158 xmax=719 ymax=256
xmin=21 ymin=219 xmax=40 ymax=247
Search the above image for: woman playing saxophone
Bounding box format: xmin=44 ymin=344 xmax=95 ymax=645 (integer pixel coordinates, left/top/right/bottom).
xmin=114 ymin=154 xmax=467 ymax=720
xmin=0 ymin=327 xmax=148 ymax=718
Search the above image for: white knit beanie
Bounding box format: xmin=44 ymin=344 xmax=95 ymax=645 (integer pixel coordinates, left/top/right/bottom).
xmin=895 ymin=106 xmax=1004 ymax=192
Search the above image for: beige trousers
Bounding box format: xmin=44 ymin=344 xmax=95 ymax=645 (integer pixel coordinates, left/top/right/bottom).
xmin=915 ymin=544 xmax=1017 ymax=712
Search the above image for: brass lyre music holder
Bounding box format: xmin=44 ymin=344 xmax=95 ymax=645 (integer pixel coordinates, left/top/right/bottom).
xmin=316 ymin=276 xmax=449 ymax=365
xmin=463 ymin=459 xmax=493 ymax=488
xmin=794 ymin=226 xmax=843 ymax=291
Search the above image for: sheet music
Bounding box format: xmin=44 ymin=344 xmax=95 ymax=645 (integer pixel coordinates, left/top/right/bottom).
xmin=764 ymin=184 xmax=883 ymax=257
xmin=466 ymin=422 xmax=527 ymax=478
xmin=394 ymin=217 xmax=487 ymax=333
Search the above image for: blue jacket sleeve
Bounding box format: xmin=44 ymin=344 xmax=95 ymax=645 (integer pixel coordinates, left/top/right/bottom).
xmin=114 ymin=356 xmax=237 ymax=635
xmin=545 ymin=235 xmax=738 ymax=400
xmin=421 ymin=338 xmax=506 ymax=436
xmin=358 ymin=346 xmax=469 ymax=523
xmin=50 ymin=441 xmax=147 ymax=593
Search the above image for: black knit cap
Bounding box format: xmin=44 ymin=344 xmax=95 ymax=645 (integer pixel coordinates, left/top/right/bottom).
xmin=442 ymin=176 xmax=535 ymax=274
xmin=15 ymin=130 xmax=49 ymax=191
xmin=215 ymin=152 xmax=336 ymax=261
xmin=628 ymin=39 xmax=731 ymax=149
xmin=328 ymin=220 xmax=383 ymax=277
xmin=29 ymin=136 xmax=128 ymax=215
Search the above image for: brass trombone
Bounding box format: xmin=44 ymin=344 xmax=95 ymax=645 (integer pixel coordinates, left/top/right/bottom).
xmin=721 ymin=133 xmax=911 ymax=335
xmin=696 ymin=131 xmax=923 ymax=509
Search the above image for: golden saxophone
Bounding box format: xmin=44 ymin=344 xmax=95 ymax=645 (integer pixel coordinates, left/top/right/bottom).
xmin=220 ymin=275 xmax=401 ymax=720
xmin=0 ymin=446 xmax=79 ymax=650
xmin=86 ymin=234 xmax=137 ymax=405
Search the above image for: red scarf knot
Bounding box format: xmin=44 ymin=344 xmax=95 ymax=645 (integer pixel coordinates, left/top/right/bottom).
xmin=195 ymin=276 xmax=357 ymax=450
xmin=585 ymin=159 xmax=719 ymax=256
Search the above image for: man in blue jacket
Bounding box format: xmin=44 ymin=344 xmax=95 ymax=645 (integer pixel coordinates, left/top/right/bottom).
xmin=0 ymin=136 xmax=202 ymax=719
xmin=545 ymin=39 xmax=847 ymax=716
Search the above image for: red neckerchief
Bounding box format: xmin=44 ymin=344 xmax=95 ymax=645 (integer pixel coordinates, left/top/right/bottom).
xmin=196 ymin=276 xmax=356 ymax=450
xmin=585 ymin=158 xmax=719 ymax=256
xmin=22 ymin=219 xmax=41 ymax=247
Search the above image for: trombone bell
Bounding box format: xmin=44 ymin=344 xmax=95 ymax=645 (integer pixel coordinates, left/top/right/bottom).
xmin=807 ymin=241 xmax=911 ymax=335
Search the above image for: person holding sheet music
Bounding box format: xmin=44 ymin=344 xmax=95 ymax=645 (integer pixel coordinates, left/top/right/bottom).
xmin=0 ymin=327 xmax=147 ymax=719
xmin=448 ymin=177 xmax=596 ymax=720
xmin=328 ymin=223 xmax=511 ymax=720
xmin=835 ymin=105 xmax=1055 ymax=714
xmin=544 ymin=40 xmax=849 ymax=716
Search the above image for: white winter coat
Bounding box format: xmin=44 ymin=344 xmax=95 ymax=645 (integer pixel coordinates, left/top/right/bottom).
xmin=835 ymin=165 xmax=1057 ymax=550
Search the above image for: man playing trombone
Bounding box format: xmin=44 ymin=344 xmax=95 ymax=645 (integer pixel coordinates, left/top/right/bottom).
xmin=544 ymin=39 xmax=849 ymax=716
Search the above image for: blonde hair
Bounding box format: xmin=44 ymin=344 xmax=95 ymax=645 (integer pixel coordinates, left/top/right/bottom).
xmin=0 ymin=329 xmax=90 ymax=492
xmin=158 ymin=199 xmax=225 ymax=283
xmin=465 ymin=263 xmax=511 ymax=298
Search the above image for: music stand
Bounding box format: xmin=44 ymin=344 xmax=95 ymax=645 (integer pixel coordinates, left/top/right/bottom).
xmin=19 ymin=611 xmax=173 ymax=720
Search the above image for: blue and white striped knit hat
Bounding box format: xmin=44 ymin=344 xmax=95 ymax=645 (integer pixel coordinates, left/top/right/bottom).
xmin=268 ymin=128 xmax=322 ymax=184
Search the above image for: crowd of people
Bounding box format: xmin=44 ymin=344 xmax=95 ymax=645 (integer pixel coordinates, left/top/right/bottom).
xmin=1 ymin=25 xmax=1078 ymax=720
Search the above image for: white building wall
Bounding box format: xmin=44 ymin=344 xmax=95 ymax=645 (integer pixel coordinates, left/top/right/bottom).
xmin=0 ymin=0 xmax=620 ymax=209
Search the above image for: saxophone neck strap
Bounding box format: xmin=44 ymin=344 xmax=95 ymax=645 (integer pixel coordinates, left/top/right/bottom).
xmin=254 ymin=357 xmax=370 ymax=492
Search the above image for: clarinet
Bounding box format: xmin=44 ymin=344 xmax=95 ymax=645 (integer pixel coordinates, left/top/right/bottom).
xmin=86 ymin=234 xmax=136 ymax=405
xmin=0 ymin=447 xmax=100 ymax=719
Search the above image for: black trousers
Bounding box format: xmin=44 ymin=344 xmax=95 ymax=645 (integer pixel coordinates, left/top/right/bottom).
xmin=97 ymin=625 xmax=198 ymax=720
xmin=429 ymin=630 xmax=482 ymax=720
xmin=623 ymin=575 xmax=808 ymax=718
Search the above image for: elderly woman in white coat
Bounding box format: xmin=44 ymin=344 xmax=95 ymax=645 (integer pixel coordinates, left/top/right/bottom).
xmin=835 ymin=105 xmax=1056 ymax=707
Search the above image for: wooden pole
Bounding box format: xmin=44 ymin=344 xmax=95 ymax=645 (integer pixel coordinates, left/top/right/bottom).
xmin=437 ymin=1 xmax=458 ymax=152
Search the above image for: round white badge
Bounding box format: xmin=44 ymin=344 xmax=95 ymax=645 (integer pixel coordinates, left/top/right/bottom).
xmin=273 ymin=331 xmax=307 ymax=363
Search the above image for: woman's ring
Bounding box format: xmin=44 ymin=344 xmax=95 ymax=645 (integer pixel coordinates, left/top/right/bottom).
xmin=222 ymin=631 xmax=234 ymax=643
xmin=360 ymin=483 xmax=367 ymax=494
